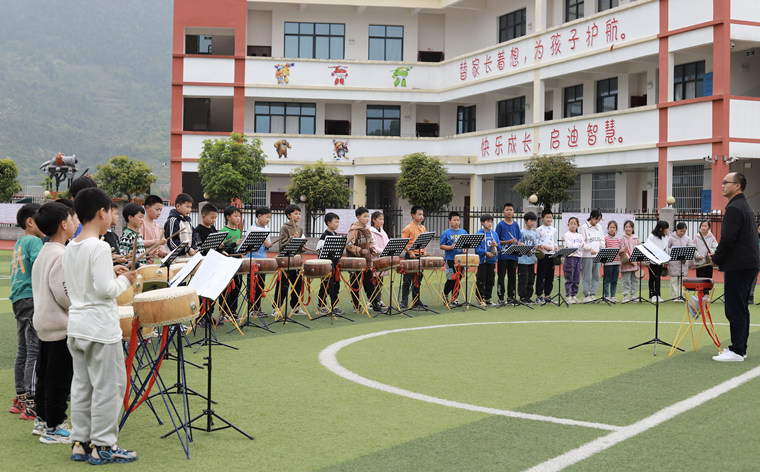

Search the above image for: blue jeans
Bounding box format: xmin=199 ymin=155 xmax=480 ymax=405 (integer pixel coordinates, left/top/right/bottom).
xmin=603 ymin=265 xmax=620 ymax=298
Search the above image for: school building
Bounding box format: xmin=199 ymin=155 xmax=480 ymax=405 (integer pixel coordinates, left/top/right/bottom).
xmin=170 ymin=0 xmax=760 ymax=212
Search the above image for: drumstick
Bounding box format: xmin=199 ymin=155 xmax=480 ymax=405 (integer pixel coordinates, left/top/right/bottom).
xmin=127 ymin=235 xmax=139 ymax=270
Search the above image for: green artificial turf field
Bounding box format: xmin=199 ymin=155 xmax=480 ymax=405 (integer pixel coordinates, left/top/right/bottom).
xmin=1 ymin=250 xmax=759 ymax=471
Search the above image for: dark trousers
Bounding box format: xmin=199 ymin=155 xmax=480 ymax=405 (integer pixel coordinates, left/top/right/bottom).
xmin=518 ymin=263 xmax=535 ymax=300
xmin=35 ymin=339 xmax=72 ymax=427
xmin=497 ymin=259 xmax=518 ymax=301
xmin=350 ymin=268 xmax=377 ymax=308
xmin=318 ymin=272 xmax=340 ymax=308
xmin=535 ymin=258 xmax=554 ymax=297
xmin=401 ymin=256 xmax=424 ymax=305
xmin=648 ymin=265 xmax=663 ymax=297
xmin=13 ymin=298 xmax=38 ymax=396
xmin=223 ymin=275 xmax=241 ymax=317
xmin=276 ymin=269 xmax=302 ymax=309
xmin=476 ymin=263 xmax=496 ymax=301
xmin=724 ymin=268 xmax=756 ymax=356
xmin=443 ymin=260 xmax=462 ymax=300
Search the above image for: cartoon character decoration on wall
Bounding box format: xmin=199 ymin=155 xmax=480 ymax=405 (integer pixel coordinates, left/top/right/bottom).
xmin=274 ymin=139 xmax=291 ymax=158
xmin=274 ymin=63 xmax=295 ymax=84
xmin=391 ymin=66 xmax=412 ymax=87
xmin=329 ymin=65 xmax=348 ymax=85
xmin=332 ymin=140 xmax=349 ymax=160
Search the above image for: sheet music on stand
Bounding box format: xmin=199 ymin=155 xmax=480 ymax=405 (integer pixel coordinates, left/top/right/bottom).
xmin=161 ymin=242 xmax=188 ymax=268
xmin=380 ymin=238 xmax=410 ymax=258
xmin=593 ymin=247 xmax=619 ymax=264
xmin=669 ymin=246 xmax=696 ymax=262
xmin=170 ymin=252 xmax=204 ymax=287
xmin=554 ymin=247 xmax=579 ymax=259
xmin=188 ymin=250 xmax=242 ymax=299
xmin=198 ymin=232 xmax=227 ymax=256
xmin=503 ymin=244 xmax=533 ymax=257
xmin=278 ymin=237 xmax=307 ymax=258
xmin=639 ymin=242 xmax=671 ymax=265
xmin=629 ymin=246 xmax=649 ymax=263
xmin=319 ymin=235 xmax=346 ymax=261
xmin=409 ymin=232 xmax=435 ymax=253
xmin=234 ymin=231 xmax=270 ymax=255
xmin=453 ymin=233 xmax=484 ymax=251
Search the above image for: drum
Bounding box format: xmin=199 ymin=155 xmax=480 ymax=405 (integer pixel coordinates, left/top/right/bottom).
xmin=137 ymin=264 xmax=171 ymax=291
xmin=169 ymin=263 xmax=186 ymax=280
xmin=303 ymin=259 xmax=333 ymax=278
xmin=421 ymin=256 xmax=445 ymax=270
xmin=374 ymin=255 xmax=400 ymax=272
xmin=339 ymin=257 xmax=366 ymax=272
xmin=276 ymin=254 xmax=303 ymax=270
xmin=399 ymin=259 xmax=422 ymax=273
xmin=133 ymin=286 xmax=200 ymax=328
xmin=116 ymin=274 xmax=143 ymax=306
xmin=683 ymin=277 xmax=713 ymax=291
xmin=118 ymin=306 xmax=154 ymax=339
xmin=255 ymin=258 xmax=278 ymax=274
xmin=454 ymin=254 xmax=480 ymax=268
xmin=237 ymin=258 xmax=254 ymax=275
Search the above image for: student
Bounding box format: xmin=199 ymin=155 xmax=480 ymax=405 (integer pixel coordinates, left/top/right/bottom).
xmin=693 ymin=220 xmax=718 ymax=283
xmin=9 ymin=203 xmax=43 ymax=420
xmin=164 ymin=193 xmax=198 ymax=256
xmin=140 ymin=195 xmax=167 ymax=258
xmin=346 ymin=207 xmax=379 ymax=312
xmin=316 ymin=213 xmax=343 ymax=316
xmin=602 ymin=221 xmax=622 ymax=302
xmin=646 ymin=220 xmax=669 ymax=303
xmin=101 ymin=202 xmax=122 ymax=263
xmin=440 ymin=211 xmax=468 ymax=306
xmin=401 ymin=206 xmax=429 ymax=309
xmin=517 ymin=212 xmax=538 ymax=304
xmin=118 ymin=203 xmax=146 ymax=267
xmin=579 ymin=210 xmax=605 ymax=302
xmin=535 ymin=209 xmax=558 ymax=303
xmin=475 ymin=214 xmax=501 ymax=305
xmin=667 ymin=222 xmax=693 ymax=302
xmin=32 ymin=202 xmax=76 ymax=443
xmin=68 ymin=176 xmax=98 ymax=238
xmin=63 ymin=188 xmax=138 ymax=464
xmin=247 ymin=206 xmax=274 ymax=316
xmin=220 ymin=206 xmax=243 ymax=319
xmin=195 ymin=203 xmax=218 ymax=247
xmin=495 ymin=202 xmax=520 ymax=305
xmin=275 ymin=204 xmax=306 ymax=316
xmin=619 ymin=221 xmax=641 ymax=303
xmin=369 ymin=211 xmax=389 ymax=309
xmin=563 ymin=216 xmax=584 ymax=304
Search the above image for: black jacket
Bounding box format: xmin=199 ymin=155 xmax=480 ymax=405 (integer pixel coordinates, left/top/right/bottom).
xmin=163 ymin=208 xmax=198 ymax=255
xmin=712 ymin=193 xmax=760 ymax=271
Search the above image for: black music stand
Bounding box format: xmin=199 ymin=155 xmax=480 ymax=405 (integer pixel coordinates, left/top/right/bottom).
xmin=453 ymin=233 xmax=485 ymax=311
xmin=623 ymin=247 xmax=654 ymax=305
xmin=375 ymin=238 xmax=410 ymax=317
xmin=587 ymin=248 xmax=619 ymax=306
xmin=272 ymin=238 xmax=309 ymax=328
xmin=545 ymin=247 xmax=578 ymax=308
xmin=199 ymin=232 xmax=226 ymax=256
xmin=312 ymin=235 xmax=351 ymax=323
xmin=502 ymin=244 xmax=535 ymax=309
xmin=229 ymin=231 xmax=273 ymax=334
xmin=665 ymin=246 xmax=696 ymax=302
xmin=404 ymin=232 xmax=437 ymax=314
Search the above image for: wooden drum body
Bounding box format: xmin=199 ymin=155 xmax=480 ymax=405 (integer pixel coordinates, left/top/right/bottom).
xmin=374 ymin=256 xmax=401 ymax=272
xmin=276 ymin=254 xmax=303 ymax=270
xmin=421 ymin=256 xmax=445 ymax=270
xmin=237 ymin=258 xmax=254 ymax=275
xmin=339 ymin=257 xmax=366 ymax=272
xmin=118 ymin=306 xmax=153 ymax=339
xmin=255 ymin=258 xmax=279 ymax=274
xmin=454 ymin=254 xmax=480 ymax=268
xmin=133 ymin=286 xmax=200 ymax=328
xmin=399 ymin=259 xmax=423 ymax=273
xmin=304 ymin=259 xmax=333 ymax=278
xmin=116 ymin=274 xmax=143 ymax=306
xmin=137 ymin=264 xmax=171 ymax=291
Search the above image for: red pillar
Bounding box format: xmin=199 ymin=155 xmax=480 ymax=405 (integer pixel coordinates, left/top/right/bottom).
xmin=657 ymin=0 xmax=669 ymax=210
xmin=711 ymin=0 xmax=731 ymax=211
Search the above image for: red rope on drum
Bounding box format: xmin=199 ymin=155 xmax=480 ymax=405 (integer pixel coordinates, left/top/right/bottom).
xmin=339 ymin=269 xmax=362 ymax=292
xmin=452 ymin=262 xmax=463 ymax=299
xmin=698 ymin=293 xmax=722 ymax=348
xmin=247 ymin=261 xmax=259 ymax=303
xmin=301 ymin=274 xmax=312 ymax=306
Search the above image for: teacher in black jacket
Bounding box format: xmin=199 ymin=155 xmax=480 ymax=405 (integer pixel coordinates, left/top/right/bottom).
xmin=711 ymin=172 xmax=759 ymax=362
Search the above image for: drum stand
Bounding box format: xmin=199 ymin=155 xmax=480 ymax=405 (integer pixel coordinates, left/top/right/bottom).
xmin=230 ymin=270 xmax=275 ymax=334
xmin=190 ymin=299 xmax=238 ymax=354
xmin=271 ymin=239 xmax=310 ymax=329
xmin=453 ymin=234 xmax=486 ymax=311
xmin=152 ymin=327 xmax=211 ymax=404
xmin=404 ymin=232 xmax=438 ymax=315
xmin=628 ymin=263 xmax=684 ymax=356
xmin=375 ymin=238 xmax=411 ymax=317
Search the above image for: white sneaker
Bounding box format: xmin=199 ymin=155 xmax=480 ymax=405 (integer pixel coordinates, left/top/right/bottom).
xmin=610 ymin=296 xmax=620 ymax=303
xmin=657 ymin=296 xmax=665 ymax=303
xmin=566 ymin=296 xmax=575 ymax=304
xmin=583 ymin=296 xmax=592 ymax=303
xmin=712 ymin=349 xmax=745 ymax=362
xmin=292 ymin=308 xmax=308 ymax=316
xmin=621 ymin=296 xmax=629 ymax=303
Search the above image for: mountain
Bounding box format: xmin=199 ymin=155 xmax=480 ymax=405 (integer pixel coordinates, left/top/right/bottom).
xmin=0 ymin=0 xmax=172 ymax=194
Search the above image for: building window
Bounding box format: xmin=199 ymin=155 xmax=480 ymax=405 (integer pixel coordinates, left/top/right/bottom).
xmin=494 ymin=177 xmax=521 ymax=210
xmin=366 ymin=105 xmax=400 ymax=136
xmin=592 ymin=172 xmax=615 ymax=211
xmin=566 ymin=0 xmax=584 ymax=22
xmin=598 ymin=0 xmax=619 ymax=12
xmin=653 ymin=166 xmax=658 ymax=210
xmin=672 ymin=165 xmax=704 ymax=211
xmin=245 ymin=181 xmax=267 ymax=208
xmin=674 ymin=60 xmax=706 ymax=101
xmin=499 ymin=9 xmax=526 ymax=43
xmin=368 ymin=25 xmax=403 ymax=61
xmin=561 ymin=174 xmax=582 ymax=211
xmin=284 ymin=22 xmax=345 ymax=59
xmin=596 ymin=78 xmax=618 ymax=113
xmin=457 ymin=105 xmax=476 ymax=134
xmin=498 ymin=97 xmax=525 ymax=128
xmin=564 ymin=85 xmax=583 ymax=118
xmin=254 ymin=102 xmax=316 ymax=134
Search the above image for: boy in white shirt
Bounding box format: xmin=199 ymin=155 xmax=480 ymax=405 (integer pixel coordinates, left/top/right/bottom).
xmin=535 ymin=209 xmax=559 ymax=303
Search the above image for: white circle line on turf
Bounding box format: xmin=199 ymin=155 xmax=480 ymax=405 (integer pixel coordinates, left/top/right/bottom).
xmin=319 ymin=321 xmax=630 ymax=432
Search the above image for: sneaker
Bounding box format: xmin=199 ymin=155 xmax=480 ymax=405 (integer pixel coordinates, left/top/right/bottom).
xmin=71 ymin=441 xmax=92 ymax=462
xmin=352 ymin=307 xmax=360 ymax=313
xmin=651 ymin=296 xmax=658 ymax=303
xmin=610 ymin=296 xmax=620 ymax=303
xmin=372 ymin=303 xmax=384 ymax=312
xmin=255 ymin=311 xmax=268 ymax=319
xmin=19 ymin=402 xmax=36 ymax=421
xmin=484 ymin=300 xmax=495 ymax=306
xmin=377 ymin=301 xmax=387 ymax=308
xmin=292 ymin=308 xmax=308 ymax=316
xmin=318 ymin=307 xmax=329 ymax=315
xmin=32 ymin=417 xmax=47 ymax=436
xmin=622 ymin=296 xmax=629 ymax=303
xmin=498 ymin=299 xmax=506 ymax=306
xmin=449 ymin=299 xmax=460 ymax=307
xmin=566 ymin=296 xmax=576 ymax=304
xmin=657 ymin=296 xmax=665 ymax=303
xmin=9 ymin=396 xmax=23 ymax=414
xmin=712 ymin=349 xmax=745 ymax=362
xmin=88 ymin=444 xmax=137 ymax=465
xmin=270 ymin=309 xmax=280 ymax=318
xmin=583 ymin=296 xmax=594 ymax=303
xmin=39 ymin=422 xmax=73 ymax=444
xmin=536 ymin=296 xmax=544 ymax=304
xmin=333 ymin=307 xmax=345 ymax=316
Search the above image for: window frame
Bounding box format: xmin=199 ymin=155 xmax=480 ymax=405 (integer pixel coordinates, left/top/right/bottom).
xmin=368 ymin=24 xmax=404 ymax=61
xmin=566 ymin=0 xmax=584 ymax=22
xmin=497 ymin=96 xmax=526 ymax=128
xmin=498 ymin=8 xmax=527 ymax=43
xmin=254 ymin=101 xmax=317 ymax=134
xmin=366 ymin=105 xmax=401 ymax=136
xmin=597 ymin=0 xmax=619 ymax=12
xmin=284 ymin=22 xmax=345 ymax=59
xmin=563 ymin=84 xmax=584 ymax=118
xmin=673 ymin=60 xmax=706 ymax=101
xmin=457 ymin=105 xmax=477 ymax=134
xmin=591 ymin=172 xmax=616 ymax=212
xmin=596 ymin=77 xmax=618 ymax=113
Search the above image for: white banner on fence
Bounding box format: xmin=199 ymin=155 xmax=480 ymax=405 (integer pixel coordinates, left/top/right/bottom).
xmin=325 ymin=209 xmax=381 ymax=235
xmin=0 ymin=204 xmax=24 ymax=225
xmin=560 ymin=213 xmax=636 ymax=237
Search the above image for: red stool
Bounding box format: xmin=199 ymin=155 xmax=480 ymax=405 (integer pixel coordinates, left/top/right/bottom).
xmin=669 ymin=277 xmax=721 ymax=356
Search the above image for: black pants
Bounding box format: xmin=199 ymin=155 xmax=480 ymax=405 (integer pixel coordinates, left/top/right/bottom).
xmin=276 ymin=269 xmax=302 ymax=309
xmin=724 ymin=268 xmax=756 ymax=356
xmin=401 ymin=256 xmax=424 ymax=305
xmin=443 ymin=260 xmax=462 ymax=300
xmin=35 ymin=339 xmax=72 ymax=427
xmin=518 ymin=263 xmax=535 ymax=300
xmin=535 ymin=258 xmax=554 ymax=297
xmin=318 ymin=272 xmax=340 ymax=308
xmin=648 ymin=265 xmax=663 ymax=297
xmin=223 ymin=274 xmax=241 ymax=317
xmin=497 ymin=259 xmax=518 ymax=301
xmin=476 ymin=263 xmax=496 ymax=301
xmin=350 ymin=268 xmax=377 ymax=308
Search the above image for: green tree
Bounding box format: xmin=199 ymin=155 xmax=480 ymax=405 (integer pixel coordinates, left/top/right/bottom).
xmin=198 ymin=133 xmax=267 ymax=205
xmin=94 ymin=155 xmax=157 ymax=201
xmin=286 ymin=161 xmax=352 ymax=211
xmin=514 ymin=154 xmax=578 ymax=211
xmin=0 ymin=159 xmax=23 ymax=202
xmin=395 ymin=152 xmax=454 ymax=211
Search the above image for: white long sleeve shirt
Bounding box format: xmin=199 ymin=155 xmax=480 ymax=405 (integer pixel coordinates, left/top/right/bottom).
xmin=578 ymin=221 xmax=605 ymax=257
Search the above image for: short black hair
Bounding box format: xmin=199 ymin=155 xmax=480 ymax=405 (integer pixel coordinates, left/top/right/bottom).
xmin=411 ymin=205 xmax=423 ymax=216
xmin=175 ymin=193 xmax=193 ymax=206
xmin=255 ymin=206 xmax=271 ymax=217
xmin=524 ymin=211 xmax=537 ymax=222
xmin=675 ymin=221 xmax=687 ymax=230
xmin=448 ymin=211 xmax=460 ymax=220
xmin=16 ymin=203 xmax=41 ymax=229
xmin=541 ymin=209 xmax=553 ymax=218
xmin=122 ymin=202 xmax=145 ymax=221
xmin=284 ymin=204 xmax=300 ymax=216
xmin=144 ymin=195 xmax=163 ymax=208
xmin=588 ymin=209 xmax=602 ymax=220
xmin=109 ymin=201 xmax=118 ymax=210
xmin=201 ymin=203 xmax=218 ymax=216
xmin=480 ymin=214 xmax=493 ymax=223
xmin=74 ymin=188 xmax=113 ymax=225
xmin=651 ymin=220 xmax=670 ymax=238
xmin=503 ymin=202 xmax=514 ymax=210
xmin=55 ymin=198 xmax=75 ymax=216
xmin=223 ymin=205 xmax=241 ymax=220
xmin=735 ymin=172 xmax=747 ymax=191
xmin=35 ymin=202 xmax=71 ymax=236
xmin=355 ymin=206 xmax=369 ymax=217
xmin=69 ymin=176 xmax=97 ymax=200
xmin=325 ymin=212 xmax=339 ymax=224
